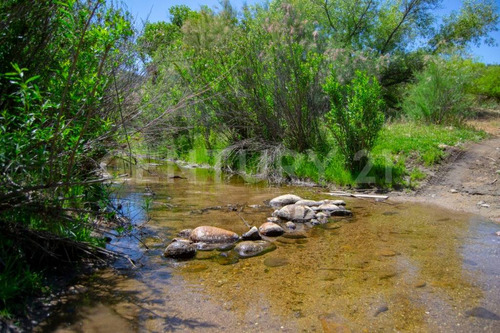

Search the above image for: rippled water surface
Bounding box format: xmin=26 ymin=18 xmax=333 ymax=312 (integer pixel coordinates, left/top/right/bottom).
xmin=39 ymin=161 xmax=500 ymax=332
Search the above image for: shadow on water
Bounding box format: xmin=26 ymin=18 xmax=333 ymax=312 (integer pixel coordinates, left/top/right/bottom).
xmin=37 ymin=159 xmax=500 ymax=332
xmin=38 ymin=267 xmax=220 ymax=332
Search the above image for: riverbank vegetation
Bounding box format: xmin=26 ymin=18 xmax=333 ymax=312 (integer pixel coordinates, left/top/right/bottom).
xmin=0 ymin=0 xmax=135 ymax=317
xmin=134 ymin=0 xmax=497 ymax=186
xmin=0 ymin=0 xmax=499 ymax=324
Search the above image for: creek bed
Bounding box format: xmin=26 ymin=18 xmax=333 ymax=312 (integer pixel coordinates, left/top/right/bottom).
xmin=37 ymin=161 xmax=500 ymax=332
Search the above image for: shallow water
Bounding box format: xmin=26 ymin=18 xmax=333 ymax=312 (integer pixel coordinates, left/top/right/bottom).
xmin=39 ymin=161 xmax=500 ymax=332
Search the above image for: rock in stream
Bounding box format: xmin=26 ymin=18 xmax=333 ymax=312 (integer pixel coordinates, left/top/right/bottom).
xmin=276 ymin=204 xmax=316 ymax=221
xmin=164 ymin=239 xmax=197 ymax=259
xmin=259 ymin=222 xmax=285 ymax=237
xmin=189 ymin=226 xmax=239 ymax=244
xmin=234 ymin=240 xmax=276 ymax=258
xmin=269 ymin=194 xmax=302 ymax=207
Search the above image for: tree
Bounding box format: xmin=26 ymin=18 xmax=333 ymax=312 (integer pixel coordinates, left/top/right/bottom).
xmin=430 ymin=0 xmax=499 ymax=52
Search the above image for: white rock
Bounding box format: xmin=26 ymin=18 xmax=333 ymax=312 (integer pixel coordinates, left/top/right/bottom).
xmin=269 ymin=194 xmax=302 ymax=207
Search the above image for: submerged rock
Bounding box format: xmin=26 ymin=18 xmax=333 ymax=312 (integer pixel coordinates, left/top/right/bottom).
xmin=263 ymin=257 xmax=289 ymax=267
xmin=164 ymin=239 xmax=196 ymax=259
xmin=282 ymin=231 xmax=308 ymax=239
xmin=195 ymin=242 xmax=235 ymax=251
xmin=189 ymin=226 xmax=239 ymax=244
xmin=241 ymin=226 xmax=261 ymax=240
xmin=465 ymin=307 xmax=500 ymax=320
xmin=234 ymin=240 xmax=276 ymax=258
xmin=269 ymin=194 xmax=302 ymax=207
xmin=259 ymin=222 xmax=285 ymax=237
xmin=374 ymin=305 xmax=389 ymax=317
xmin=215 ymin=251 xmax=240 ymax=265
xmin=285 ymin=221 xmax=296 ymax=230
xmin=276 ymin=204 xmax=315 ymax=221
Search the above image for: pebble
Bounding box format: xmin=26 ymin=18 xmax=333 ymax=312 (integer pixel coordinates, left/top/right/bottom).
xmin=414 ymin=281 xmax=427 ymax=288
xmin=374 ymin=305 xmax=389 ymax=317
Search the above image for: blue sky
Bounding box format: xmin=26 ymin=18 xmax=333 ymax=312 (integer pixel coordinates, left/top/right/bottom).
xmin=120 ymin=0 xmax=500 ymax=64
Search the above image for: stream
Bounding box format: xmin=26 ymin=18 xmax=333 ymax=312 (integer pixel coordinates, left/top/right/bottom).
xmin=38 ymin=160 xmax=500 ymax=332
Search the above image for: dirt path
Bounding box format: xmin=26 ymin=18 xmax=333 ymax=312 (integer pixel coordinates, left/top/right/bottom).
xmin=393 ymin=111 xmax=500 ymax=223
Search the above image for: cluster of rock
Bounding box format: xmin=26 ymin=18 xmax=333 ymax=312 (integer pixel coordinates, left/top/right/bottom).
xmin=164 ymin=194 xmax=352 ymax=261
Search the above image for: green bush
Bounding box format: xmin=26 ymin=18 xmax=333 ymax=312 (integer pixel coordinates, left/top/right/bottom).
xmin=0 ymin=0 xmax=133 ymax=313
xmin=470 ymin=65 xmax=500 ymax=100
xmin=402 ymin=58 xmax=474 ymax=124
xmin=323 ymin=70 xmax=385 ymax=172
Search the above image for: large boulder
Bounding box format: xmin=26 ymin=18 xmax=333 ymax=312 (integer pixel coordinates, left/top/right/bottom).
xmin=258 ymin=222 xmax=285 ymax=237
xmin=276 ymin=204 xmax=315 ymax=221
xmin=164 ymin=239 xmax=196 ymax=259
xmin=234 ymin=241 xmax=276 ymax=258
xmin=189 ymin=226 xmax=239 ymax=244
xmin=269 ymin=194 xmax=302 ymax=207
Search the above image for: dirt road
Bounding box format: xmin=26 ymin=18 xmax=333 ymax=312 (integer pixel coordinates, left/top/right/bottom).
xmin=394 ymin=111 xmax=500 ymax=222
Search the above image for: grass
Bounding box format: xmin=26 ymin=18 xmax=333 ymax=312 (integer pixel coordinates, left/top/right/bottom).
xmin=136 ymin=121 xmax=486 ymax=189
xmin=372 ymin=122 xmax=485 ymax=164
xmin=370 ymin=122 xmax=486 ymax=187
xmin=281 ymin=122 xmax=485 ymax=188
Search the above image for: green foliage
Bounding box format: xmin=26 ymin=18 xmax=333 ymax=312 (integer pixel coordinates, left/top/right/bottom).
xmin=431 ymin=0 xmax=499 ymax=52
xmin=0 ymin=0 xmax=134 ymax=313
xmin=137 ymin=5 xmax=198 ymax=60
xmin=402 ymin=58 xmax=474 ymax=124
xmin=170 ymin=5 xmax=195 ymax=27
xmin=137 ymin=0 xmax=497 ymax=183
xmin=323 ymin=70 xmax=385 ymax=171
xmin=469 ymin=65 xmax=500 ymax=100
xmin=140 ymin=2 xmax=329 ymax=155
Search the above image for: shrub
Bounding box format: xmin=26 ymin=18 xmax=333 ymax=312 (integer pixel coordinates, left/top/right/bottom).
xmin=323 ymin=70 xmax=385 ymax=172
xmin=469 ymin=65 xmax=500 ymax=101
xmin=402 ymin=58 xmax=474 ymax=124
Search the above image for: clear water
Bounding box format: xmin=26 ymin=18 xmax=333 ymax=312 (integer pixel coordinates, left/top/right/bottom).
xmin=38 ymin=161 xmax=500 ymax=332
